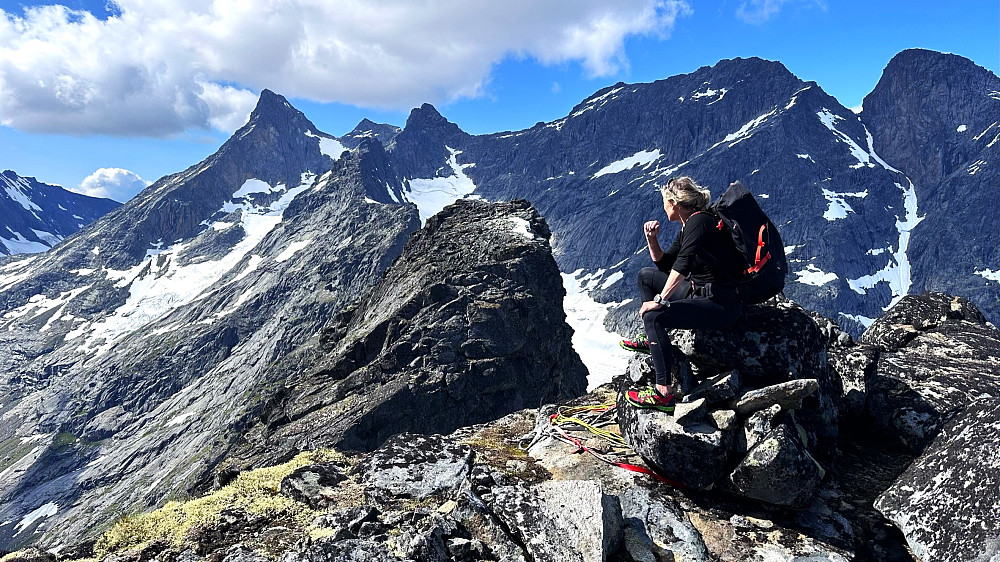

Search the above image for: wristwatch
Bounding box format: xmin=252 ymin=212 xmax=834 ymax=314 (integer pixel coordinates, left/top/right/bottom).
xmin=653 ymin=294 xmax=669 ymax=306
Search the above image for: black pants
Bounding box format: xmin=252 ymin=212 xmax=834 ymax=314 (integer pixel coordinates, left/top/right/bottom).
xmin=638 ymin=267 xmax=742 ymax=387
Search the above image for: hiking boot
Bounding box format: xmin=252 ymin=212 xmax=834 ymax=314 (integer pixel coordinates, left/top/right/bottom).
xmin=625 ymin=387 xmax=676 ymax=412
xmin=620 ymin=333 xmax=650 ymax=354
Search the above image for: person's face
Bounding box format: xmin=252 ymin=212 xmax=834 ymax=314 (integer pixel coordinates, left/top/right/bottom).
xmin=663 ymin=193 xmax=679 ymax=221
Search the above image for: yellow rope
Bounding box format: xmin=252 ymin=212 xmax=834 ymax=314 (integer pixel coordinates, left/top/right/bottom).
xmin=551 ymin=402 xmax=626 ymax=447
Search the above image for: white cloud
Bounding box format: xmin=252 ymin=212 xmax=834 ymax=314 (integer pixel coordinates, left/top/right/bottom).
xmin=735 ymin=0 xmax=824 ymax=24
xmin=75 ymin=167 xmax=150 ymax=201
xmin=0 ymin=1 xmax=692 ymax=137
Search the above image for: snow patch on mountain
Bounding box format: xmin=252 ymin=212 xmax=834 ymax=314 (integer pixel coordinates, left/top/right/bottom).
xmin=1 ymin=174 xmax=42 ymax=216
xmin=795 ymin=264 xmax=838 ymax=286
xmin=690 ymin=83 xmax=728 ymax=104
xmin=593 ymin=150 xmax=662 ymax=178
xmin=232 ymin=178 xmax=277 ymax=198
xmin=847 ymin=181 xmax=924 ymax=308
xmin=838 ymin=312 xmax=875 ymax=329
xmin=572 ymin=86 xmax=624 ymax=118
xmin=305 ymin=130 xmax=347 ymax=161
xmin=276 ymin=239 xmax=312 ymax=262
xmin=506 ymin=217 xmax=534 ymax=240
xmin=822 ymin=188 xmax=868 ymax=220
xmin=967 ymin=160 xmax=987 ymax=175
xmin=720 ymin=109 xmax=777 ymax=147
xmin=0 ymin=231 xmax=49 ymax=254
xmin=817 ymin=109 xmax=873 ymax=168
xmin=976 ymin=269 xmax=1000 ymax=284
xmin=15 ymin=502 xmax=57 ymax=536
xmin=405 ymin=147 xmax=477 ymax=224
xmin=2 ymin=285 xmax=91 ymax=334
xmin=65 ymin=174 xmax=315 ymax=356
xmin=0 ymin=257 xmax=38 ymax=291
xmin=562 ymin=270 xmax=630 ymax=390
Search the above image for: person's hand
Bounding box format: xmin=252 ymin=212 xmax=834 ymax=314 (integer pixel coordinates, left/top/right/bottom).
xmin=639 ymin=300 xmax=662 ymax=317
xmin=643 ymin=220 xmax=660 ymax=239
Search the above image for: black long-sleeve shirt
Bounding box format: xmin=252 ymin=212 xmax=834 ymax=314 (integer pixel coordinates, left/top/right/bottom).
xmin=655 ymin=212 xmax=743 ymax=285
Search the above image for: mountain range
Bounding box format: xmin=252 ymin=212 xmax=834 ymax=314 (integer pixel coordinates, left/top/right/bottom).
xmin=0 ymin=172 xmax=119 ymax=257
xmin=0 ymin=47 xmax=996 ymax=550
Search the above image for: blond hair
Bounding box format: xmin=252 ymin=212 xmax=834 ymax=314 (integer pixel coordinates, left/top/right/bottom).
xmin=660 ymin=176 xmax=711 ymax=211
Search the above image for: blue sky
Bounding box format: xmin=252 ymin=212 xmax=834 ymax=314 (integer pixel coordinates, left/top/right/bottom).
xmin=0 ymin=0 xmax=996 ymax=201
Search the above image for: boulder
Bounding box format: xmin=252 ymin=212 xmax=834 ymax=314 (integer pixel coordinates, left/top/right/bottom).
xmin=875 ymin=398 xmax=1000 ymax=562
xmin=489 ymin=480 xmax=622 ymax=562
xmin=728 ymin=423 xmax=824 ymax=508
xmin=862 ymin=293 xmax=1000 ymax=450
xmin=733 ymin=379 xmax=819 ymax=415
xmin=862 ymin=292 xmax=988 ymax=352
xmin=279 ymin=463 xmax=347 ymax=509
xmin=311 ymin=506 xmax=381 ymax=541
xmin=686 ymin=370 xmax=740 ymax=406
xmin=710 ymin=409 xmax=738 ymax=431
xmin=742 ymin=404 xmax=783 ymax=452
xmin=674 ymin=398 xmax=708 ymax=426
xmin=278 ymin=537 xmax=401 ymax=562
xmin=618 ymin=487 xmax=710 ymax=562
xmin=617 ymin=382 xmax=736 ymax=490
xmin=671 ymin=298 xmax=840 ymax=447
xmin=353 ymin=433 xmax=472 ymax=500
xmin=827 ymin=344 xmax=879 ymax=418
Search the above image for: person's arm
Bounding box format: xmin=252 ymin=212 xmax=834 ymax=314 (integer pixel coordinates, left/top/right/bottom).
xmin=644 ymin=220 xmax=663 ymax=262
xmin=653 ymin=230 xmax=681 ymax=272
xmin=639 ymin=268 xmax=687 ymax=317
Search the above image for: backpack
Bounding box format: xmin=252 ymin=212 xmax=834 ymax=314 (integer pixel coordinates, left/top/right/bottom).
xmin=709 ymin=181 xmax=787 ymax=304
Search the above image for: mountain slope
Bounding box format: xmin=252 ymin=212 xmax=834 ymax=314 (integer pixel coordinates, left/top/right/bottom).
xmin=0 ymin=171 xmax=119 ymax=256
xmin=0 ymin=94 xmax=420 ymax=548
xmin=862 ymin=48 xmax=1000 ymax=319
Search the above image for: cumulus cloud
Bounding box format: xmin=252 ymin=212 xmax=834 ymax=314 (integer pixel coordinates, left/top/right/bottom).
xmin=0 ymin=1 xmax=691 ymax=137
xmin=75 ymin=167 xmax=150 ymax=202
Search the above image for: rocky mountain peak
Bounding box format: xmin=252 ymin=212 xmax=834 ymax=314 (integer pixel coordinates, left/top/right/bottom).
xmin=340 ymin=118 xmax=402 ymax=149
xmin=233 ymin=89 xmax=322 ymax=141
xmin=403 ymin=103 xmax=465 ymax=139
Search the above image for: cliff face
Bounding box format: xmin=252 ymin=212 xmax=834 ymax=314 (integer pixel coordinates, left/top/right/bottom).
xmin=227 ymin=199 xmax=589 ymax=469
xmin=861 ymin=49 xmax=1000 ymax=319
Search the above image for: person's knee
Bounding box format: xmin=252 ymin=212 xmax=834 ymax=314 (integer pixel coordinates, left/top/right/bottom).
xmin=638 ymin=267 xmax=658 ymax=285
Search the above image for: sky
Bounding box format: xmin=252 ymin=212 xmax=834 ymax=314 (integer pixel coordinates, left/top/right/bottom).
xmin=0 ymin=0 xmax=996 ymax=202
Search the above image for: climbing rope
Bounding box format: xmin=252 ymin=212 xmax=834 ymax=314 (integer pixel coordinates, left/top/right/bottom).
xmin=522 ymin=399 xmax=684 ymax=488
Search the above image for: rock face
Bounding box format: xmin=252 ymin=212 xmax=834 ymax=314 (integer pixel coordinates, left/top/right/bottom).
xmin=231 ymin=199 xmax=587 ymax=464
xmin=862 ymin=292 xmax=1000 ymax=451
xmin=875 ymin=398 xmax=1000 ymax=561
xmin=862 ymin=49 xmax=1000 ymax=319
xmin=0 ymin=171 xmax=120 ymax=256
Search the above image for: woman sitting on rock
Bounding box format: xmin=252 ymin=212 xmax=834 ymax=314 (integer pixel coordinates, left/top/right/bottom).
xmin=621 ymin=177 xmax=744 ymax=411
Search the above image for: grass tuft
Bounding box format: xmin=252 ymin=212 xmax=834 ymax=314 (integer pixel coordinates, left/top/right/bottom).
xmin=94 ymin=449 xmax=345 ymax=558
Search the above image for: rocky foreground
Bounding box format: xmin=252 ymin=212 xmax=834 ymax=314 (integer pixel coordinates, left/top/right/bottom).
xmin=3 ymin=297 xmax=993 ymax=561
xmin=2 ymin=199 xmax=998 ymax=561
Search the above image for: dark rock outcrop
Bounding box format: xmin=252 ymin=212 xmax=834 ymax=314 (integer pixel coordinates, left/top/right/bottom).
xmin=862 ymin=292 xmax=1000 ymax=451
xmin=875 ymin=397 xmax=1000 ymax=561
xmin=236 ymin=199 xmax=587 ymax=463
